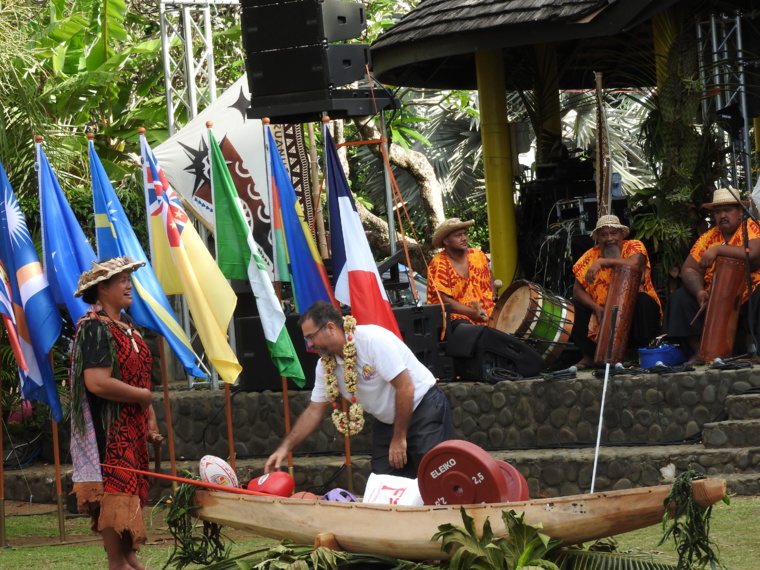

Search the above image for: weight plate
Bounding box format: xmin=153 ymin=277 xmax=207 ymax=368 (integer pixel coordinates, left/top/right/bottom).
xmin=495 ymin=460 xmax=530 ymax=502
xmin=417 ymin=440 xmax=509 ymax=506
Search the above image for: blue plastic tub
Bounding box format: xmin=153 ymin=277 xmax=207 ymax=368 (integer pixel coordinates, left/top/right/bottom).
xmin=638 ymin=344 xmax=686 ymax=368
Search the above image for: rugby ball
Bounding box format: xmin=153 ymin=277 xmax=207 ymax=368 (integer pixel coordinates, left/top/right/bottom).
xmin=199 ymin=455 xmax=238 ymax=488
xmin=246 ymin=471 xmax=295 ymax=497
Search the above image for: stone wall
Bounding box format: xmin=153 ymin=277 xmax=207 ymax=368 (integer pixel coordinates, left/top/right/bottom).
xmin=5 ymin=368 xmax=760 ymax=502
xmin=154 ymin=367 xmax=760 ymax=461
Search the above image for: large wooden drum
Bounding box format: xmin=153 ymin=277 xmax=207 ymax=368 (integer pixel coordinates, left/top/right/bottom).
xmin=594 ymin=265 xmax=642 ymax=365
xmin=489 ymin=280 xmax=575 ymax=363
xmin=696 ymin=256 xmax=746 ymax=363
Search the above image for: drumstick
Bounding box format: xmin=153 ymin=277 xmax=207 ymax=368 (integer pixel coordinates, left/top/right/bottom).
xmin=690 ymin=303 xmax=707 ymax=326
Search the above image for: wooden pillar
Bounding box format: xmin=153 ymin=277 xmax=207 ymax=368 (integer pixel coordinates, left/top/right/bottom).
xmin=652 ymin=9 xmax=675 ymax=89
xmin=475 ymin=49 xmax=517 ymax=288
xmin=533 ymin=43 xmax=562 ymax=164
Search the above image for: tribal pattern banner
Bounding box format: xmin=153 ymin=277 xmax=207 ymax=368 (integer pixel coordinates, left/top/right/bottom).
xmin=154 ymin=75 xmax=272 ymax=268
xmin=270 ymin=123 xmax=315 ymax=230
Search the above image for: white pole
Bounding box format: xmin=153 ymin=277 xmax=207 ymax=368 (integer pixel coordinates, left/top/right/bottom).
xmin=590 ymin=305 xmax=618 ymax=493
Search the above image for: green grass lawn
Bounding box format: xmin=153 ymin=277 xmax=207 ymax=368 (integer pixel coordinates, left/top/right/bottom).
xmin=1 ymin=496 xmax=757 ymax=569
xmin=612 ymin=496 xmax=759 ymax=570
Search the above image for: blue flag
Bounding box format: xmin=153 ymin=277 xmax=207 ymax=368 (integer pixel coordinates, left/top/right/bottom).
xmin=0 ymin=160 xmax=63 ymax=421
xmin=89 ymin=139 xmax=207 ymax=379
xmin=266 ymin=126 xmax=336 ymax=313
xmin=37 ymin=142 xmax=97 ymax=322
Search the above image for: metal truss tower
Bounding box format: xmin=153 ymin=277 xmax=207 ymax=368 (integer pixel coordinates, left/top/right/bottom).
xmin=159 ymin=0 xmax=241 ymax=135
xmin=697 ymin=11 xmax=754 ymax=193
xmin=159 ymin=0 xmax=242 ymax=388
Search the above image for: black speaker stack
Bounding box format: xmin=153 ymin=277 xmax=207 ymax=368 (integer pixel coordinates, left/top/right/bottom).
xmin=235 ymin=313 xmax=319 ymax=392
xmin=392 ymin=305 xmax=454 ymax=381
xmin=240 ymin=0 xmax=399 ymax=123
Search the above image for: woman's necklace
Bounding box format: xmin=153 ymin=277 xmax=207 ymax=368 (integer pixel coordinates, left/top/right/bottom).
xmin=101 ymin=311 xmax=140 ymax=353
xmin=321 ymin=315 xmax=364 ymax=436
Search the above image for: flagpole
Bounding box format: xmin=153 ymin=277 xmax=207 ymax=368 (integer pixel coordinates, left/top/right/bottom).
xmin=47 ymin=353 xmax=65 ymax=542
xmin=341 ymin=397 xmax=354 ymax=495
xmin=224 ymin=382 xmax=236 ymax=471
xmin=50 ymin=418 xmax=66 ymax=542
xmin=159 ymin=338 xmax=179 ymax=492
xmin=0 ymin=343 xmax=6 ymax=548
xmin=307 ymin=122 xmax=329 ymax=259
xmin=263 ymin=118 xmax=297 ymax=479
xmin=205 ymin=121 xmax=241 ymax=471
xmin=322 ymin=116 xmax=355 ymax=492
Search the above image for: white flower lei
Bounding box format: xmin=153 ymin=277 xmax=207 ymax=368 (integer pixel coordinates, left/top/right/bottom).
xmin=321 ymin=315 xmax=365 ymax=436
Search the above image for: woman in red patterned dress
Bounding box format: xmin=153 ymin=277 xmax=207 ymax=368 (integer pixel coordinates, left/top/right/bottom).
xmin=70 ymin=256 xmax=159 ymax=570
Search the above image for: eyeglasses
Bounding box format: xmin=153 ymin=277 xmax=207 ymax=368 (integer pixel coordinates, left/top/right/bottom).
xmin=303 ymin=322 xmax=327 ymax=343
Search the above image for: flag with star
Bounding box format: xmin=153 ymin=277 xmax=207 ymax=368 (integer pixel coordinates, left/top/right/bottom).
xmin=0 ymin=160 xmax=63 ymax=421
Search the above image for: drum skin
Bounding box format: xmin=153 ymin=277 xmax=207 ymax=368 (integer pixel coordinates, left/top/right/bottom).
xmin=489 ymin=280 xmax=575 ymax=363
xmin=594 ymin=265 xmax=642 ymax=365
xmin=697 ymin=256 xmax=746 ymax=363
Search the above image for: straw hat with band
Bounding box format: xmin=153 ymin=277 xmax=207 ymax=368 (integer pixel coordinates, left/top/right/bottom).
xmin=432 ymin=218 xmax=474 ymax=249
xmin=75 ymin=256 xmax=145 ymax=304
xmin=702 ymin=187 xmax=749 ymax=209
xmin=591 ymin=214 xmax=630 ymax=241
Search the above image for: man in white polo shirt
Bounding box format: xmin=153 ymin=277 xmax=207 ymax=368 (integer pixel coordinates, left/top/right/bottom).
xmin=264 ymin=301 xmax=455 ymax=478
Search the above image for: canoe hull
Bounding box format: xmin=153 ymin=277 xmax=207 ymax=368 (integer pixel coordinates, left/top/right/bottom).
xmin=195 ymin=478 xmax=725 ymax=560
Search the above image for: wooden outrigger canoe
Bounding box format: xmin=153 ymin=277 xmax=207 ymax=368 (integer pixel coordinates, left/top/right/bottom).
xmin=195 ymin=478 xmax=726 ymax=560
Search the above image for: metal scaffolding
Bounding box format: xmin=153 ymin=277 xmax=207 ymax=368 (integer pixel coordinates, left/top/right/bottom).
xmin=160 ymin=0 xmax=241 ymax=135
xmin=697 ymin=11 xmax=754 ymax=193
xmin=159 ymin=0 xmax=242 ymax=388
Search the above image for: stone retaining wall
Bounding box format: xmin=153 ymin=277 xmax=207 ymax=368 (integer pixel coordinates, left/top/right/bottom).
xmin=154 ymin=368 xmax=760 ymax=461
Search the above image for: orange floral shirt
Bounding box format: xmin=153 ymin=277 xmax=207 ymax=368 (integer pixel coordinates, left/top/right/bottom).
xmin=427 ymin=248 xmax=494 ymax=323
xmin=690 ymin=221 xmax=760 ymax=302
xmin=573 ymin=240 xmax=662 ymax=319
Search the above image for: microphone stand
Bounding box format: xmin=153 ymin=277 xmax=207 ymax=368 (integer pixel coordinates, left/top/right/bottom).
xmin=722 ymin=184 xmax=758 ymax=359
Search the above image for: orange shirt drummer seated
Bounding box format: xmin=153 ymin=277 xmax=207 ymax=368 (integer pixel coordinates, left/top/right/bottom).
xmin=426 ymin=218 xmax=497 ymax=328
xmin=662 ymin=187 xmax=760 ymax=360
xmin=570 ymin=215 xmax=662 ymax=369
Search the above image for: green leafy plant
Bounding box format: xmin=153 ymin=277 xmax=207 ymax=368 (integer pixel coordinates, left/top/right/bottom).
xmin=433 ymin=507 xmax=561 ymax=570
xmin=152 ymin=477 xmax=232 ymax=569
xmin=659 ymin=468 xmax=728 ymax=570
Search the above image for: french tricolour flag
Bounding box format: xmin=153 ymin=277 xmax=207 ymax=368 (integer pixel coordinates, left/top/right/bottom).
xmin=325 ymin=127 xmax=401 ymax=338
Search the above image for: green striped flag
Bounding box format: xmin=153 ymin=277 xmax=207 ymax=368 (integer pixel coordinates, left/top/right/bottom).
xmin=209 ymin=129 xmax=305 ymax=385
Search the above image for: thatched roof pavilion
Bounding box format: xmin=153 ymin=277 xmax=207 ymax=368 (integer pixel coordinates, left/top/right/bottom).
xmin=371 ymin=0 xmax=680 ymax=90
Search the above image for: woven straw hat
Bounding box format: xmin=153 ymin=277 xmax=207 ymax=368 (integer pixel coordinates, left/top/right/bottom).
xmin=74 ymin=256 xmax=145 ymax=298
xmin=591 ymin=214 xmax=630 ymax=241
xmin=702 ymin=187 xmax=749 ymax=209
xmin=432 ymin=218 xmax=474 ymax=249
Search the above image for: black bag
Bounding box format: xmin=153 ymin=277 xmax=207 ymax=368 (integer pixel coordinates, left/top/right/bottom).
xmin=447 ymin=323 xmax=544 ymax=381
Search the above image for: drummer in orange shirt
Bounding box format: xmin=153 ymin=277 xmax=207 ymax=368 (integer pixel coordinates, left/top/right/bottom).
xmin=426 ymin=218 xmax=498 ymax=328
xmin=570 ymin=215 xmax=662 ymax=369
xmin=663 ymin=187 xmax=760 ymax=360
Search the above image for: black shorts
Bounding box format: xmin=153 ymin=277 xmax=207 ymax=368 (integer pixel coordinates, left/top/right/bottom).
xmin=371 ymin=385 xmax=456 ymax=478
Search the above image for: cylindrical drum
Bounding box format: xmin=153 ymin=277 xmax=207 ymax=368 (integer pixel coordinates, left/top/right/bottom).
xmin=696 ymin=256 xmax=746 ymax=363
xmin=594 ymin=265 xmax=642 ymax=365
xmin=489 ymin=280 xmax=575 ymax=363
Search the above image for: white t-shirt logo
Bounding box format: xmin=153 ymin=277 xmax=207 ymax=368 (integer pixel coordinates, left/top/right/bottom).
xmin=362 ymin=365 xmax=377 ymax=381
